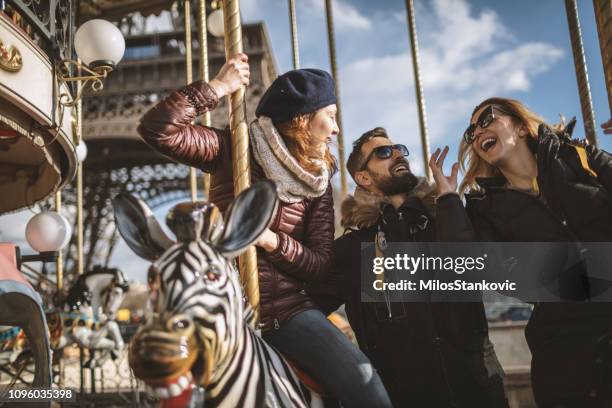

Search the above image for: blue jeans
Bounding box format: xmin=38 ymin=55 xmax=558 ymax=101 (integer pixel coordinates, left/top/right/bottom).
xmin=263 ymin=309 xmax=392 ymax=408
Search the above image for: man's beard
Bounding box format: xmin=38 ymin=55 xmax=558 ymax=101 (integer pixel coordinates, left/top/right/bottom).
xmin=372 ymin=169 xmax=419 ymax=196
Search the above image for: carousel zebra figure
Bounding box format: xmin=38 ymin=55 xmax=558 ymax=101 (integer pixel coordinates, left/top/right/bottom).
xmin=112 ymin=181 xmax=332 ymax=408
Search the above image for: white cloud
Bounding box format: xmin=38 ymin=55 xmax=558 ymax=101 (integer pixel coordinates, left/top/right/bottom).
xmin=335 ymin=0 xmax=564 ymax=174
xmin=302 ymin=0 xmax=372 ymax=31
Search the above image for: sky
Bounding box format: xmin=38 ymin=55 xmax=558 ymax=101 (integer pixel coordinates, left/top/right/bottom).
xmin=1 ymin=0 xmax=611 ymax=282
xmin=239 ymin=0 xmax=611 ymax=179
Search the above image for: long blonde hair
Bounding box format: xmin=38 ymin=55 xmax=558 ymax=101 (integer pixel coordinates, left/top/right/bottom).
xmin=276 ymin=113 xmax=337 ymax=175
xmin=458 ymin=97 xmax=558 ymax=195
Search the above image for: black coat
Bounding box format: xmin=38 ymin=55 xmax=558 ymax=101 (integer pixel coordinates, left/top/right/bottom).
xmin=325 ymin=195 xmax=508 ymax=408
xmin=436 ymin=125 xmax=612 ymax=406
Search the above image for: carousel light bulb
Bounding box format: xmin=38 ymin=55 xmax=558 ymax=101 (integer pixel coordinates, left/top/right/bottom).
xmin=25 ymin=211 xmax=72 ymax=253
xmin=76 ymin=141 xmax=88 ymax=163
xmin=74 ymin=19 xmax=125 ymax=69
xmin=207 ymin=9 xmax=225 ymax=38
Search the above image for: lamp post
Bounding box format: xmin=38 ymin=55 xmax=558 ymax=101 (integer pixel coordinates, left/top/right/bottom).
xmin=57 ymin=19 xmax=126 ymax=108
xmin=25 ymin=210 xmax=71 ymax=289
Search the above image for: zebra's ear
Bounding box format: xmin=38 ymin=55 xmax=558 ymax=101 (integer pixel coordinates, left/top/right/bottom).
xmin=216 ymin=181 xmax=278 ymax=259
xmin=112 ymin=193 xmax=175 ymax=261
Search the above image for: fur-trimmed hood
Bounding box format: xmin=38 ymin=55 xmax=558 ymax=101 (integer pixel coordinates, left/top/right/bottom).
xmin=340 ymin=177 xmax=437 ymax=229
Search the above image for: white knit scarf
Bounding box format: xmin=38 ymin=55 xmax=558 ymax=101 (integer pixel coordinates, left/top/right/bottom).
xmin=250 ymin=116 xmax=330 ymax=203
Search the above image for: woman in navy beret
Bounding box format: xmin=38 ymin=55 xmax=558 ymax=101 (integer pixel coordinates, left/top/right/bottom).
xmin=138 ymin=54 xmax=391 ymax=407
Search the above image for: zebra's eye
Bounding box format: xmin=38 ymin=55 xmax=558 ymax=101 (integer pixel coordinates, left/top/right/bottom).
xmin=166 ymin=314 xmax=194 ymax=334
xmin=172 ymin=318 xmax=191 ymax=331
xmin=205 ymin=266 xmax=220 ymax=282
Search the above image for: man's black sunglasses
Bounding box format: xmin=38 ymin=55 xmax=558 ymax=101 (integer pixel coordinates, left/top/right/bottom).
xmin=463 ymin=105 xmax=516 ymax=144
xmin=360 ymin=144 xmax=409 ymax=171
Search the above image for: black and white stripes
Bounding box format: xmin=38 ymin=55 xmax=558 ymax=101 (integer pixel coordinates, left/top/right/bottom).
xmin=152 ymin=239 xmax=321 ymax=408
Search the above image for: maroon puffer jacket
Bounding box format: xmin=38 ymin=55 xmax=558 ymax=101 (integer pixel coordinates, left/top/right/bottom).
xmin=137 ymin=80 xmax=335 ymax=332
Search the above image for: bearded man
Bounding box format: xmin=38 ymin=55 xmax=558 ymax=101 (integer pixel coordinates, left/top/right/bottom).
xmin=321 ymin=127 xmax=508 ymax=407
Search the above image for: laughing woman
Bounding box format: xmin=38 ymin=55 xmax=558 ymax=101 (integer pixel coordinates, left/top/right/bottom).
xmin=137 ymin=53 xmax=391 ymax=407
xmin=429 ymin=97 xmax=612 ymax=407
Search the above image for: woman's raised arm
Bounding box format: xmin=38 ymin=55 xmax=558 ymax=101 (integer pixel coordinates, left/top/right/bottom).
xmin=137 ymin=53 xmax=250 ymax=171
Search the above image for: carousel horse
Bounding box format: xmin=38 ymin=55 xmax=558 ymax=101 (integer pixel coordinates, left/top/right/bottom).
xmin=0 ymin=243 xmax=51 ymax=388
xmin=113 ymin=181 xmax=331 ymax=408
xmin=56 ymin=265 xmax=130 ymax=367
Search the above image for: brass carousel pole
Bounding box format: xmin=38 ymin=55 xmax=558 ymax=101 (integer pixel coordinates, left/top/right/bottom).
xmin=76 ymin=63 xmax=84 ymax=276
xmin=405 ymin=0 xmax=432 ymax=181
xmin=185 ymin=0 xmax=198 ymax=201
xmin=288 ymin=0 xmax=300 ymax=69
xmin=198 ymin=0 xmax=211 ymax=196
xmin=593 ymin=0 xmax=612 ymax=116
xmin=565 ymin=0 xmax=599 ymax=146
xmin=222 ymin=0 xmax=260 ymax=319
xmin=55 ymin=192 xmax=63 ymax=291
xmin=324 ymin=0 xmax=347 ymax=197
xmin=56 ymin=187 xmax=63 ymax=389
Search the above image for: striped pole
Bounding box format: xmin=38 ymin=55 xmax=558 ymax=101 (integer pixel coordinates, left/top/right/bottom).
xmin=324 ymin=0 xmax=348 ymax=197
xmin=593 ymin=0 xmax=612 ymax=116
xmin=565 ymin=0 xmax=598 ymax=146
xmin=288 ymin=0 xmax=300 ymax=69
xmin=76 ymin=66 xmax=84 ymax=275
xmin=405 ymin=0 xmax=432 ymax=180
xmin=222 ymin=0 xmax=260 ymax=320
xmin=55 ymin=192 xmax=63 ymax=290
xmin=198 ymin=0 xmax=211 ymax=196
xmin=184 ymin=0 xmax=199 ymax=200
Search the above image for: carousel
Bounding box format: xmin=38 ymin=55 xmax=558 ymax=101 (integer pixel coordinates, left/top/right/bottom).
xmin=0 ymin=0 xmax=610 ymax=407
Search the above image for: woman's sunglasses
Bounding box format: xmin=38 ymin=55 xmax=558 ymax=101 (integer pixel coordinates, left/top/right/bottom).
xmin=360 ymin=144 xmax=409 ymax=171
xmin=463 ymin=105 xmax=515 ymax=144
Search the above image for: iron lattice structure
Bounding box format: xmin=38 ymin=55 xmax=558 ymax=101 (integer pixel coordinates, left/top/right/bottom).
xmin=61 ymin=145 xmax=194 ymax=274
xmin=56 ymin=17 xmax=277 ymax=283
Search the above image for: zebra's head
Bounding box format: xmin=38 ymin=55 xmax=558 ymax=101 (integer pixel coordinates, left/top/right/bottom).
xmin=112 ymin=181 xmax=277 ymax=404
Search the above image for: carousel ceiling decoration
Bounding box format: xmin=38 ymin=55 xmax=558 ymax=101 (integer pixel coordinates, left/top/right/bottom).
xmin=0 ymin=38 xmax=22 ymax=72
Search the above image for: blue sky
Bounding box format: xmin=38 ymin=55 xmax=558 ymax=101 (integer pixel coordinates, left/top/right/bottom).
xmin=241 ymin=0 xmax=610 ymax=179
xmin=1 ymin=0 xmax=610 ymax=282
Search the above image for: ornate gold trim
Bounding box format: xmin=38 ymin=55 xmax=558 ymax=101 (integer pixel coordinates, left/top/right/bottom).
xmin=0 ymin=39 xmax=22 ymax=72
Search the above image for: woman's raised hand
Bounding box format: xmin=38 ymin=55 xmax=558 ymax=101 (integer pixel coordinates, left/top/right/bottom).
xmin=209 ymin=53 xmax=250 ymax=98
xmin=429 ymin=146 xmax=459 ymax=197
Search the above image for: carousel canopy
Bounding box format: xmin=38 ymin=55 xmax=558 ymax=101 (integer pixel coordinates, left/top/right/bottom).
xmin=0 ymin=100 xmax=65 ymax=214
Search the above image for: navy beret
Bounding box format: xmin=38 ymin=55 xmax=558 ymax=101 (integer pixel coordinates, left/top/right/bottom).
xmin=255 ymin=68 xmax=337 ymax=124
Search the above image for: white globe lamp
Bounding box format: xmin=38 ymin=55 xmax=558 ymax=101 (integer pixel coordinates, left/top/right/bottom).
xmin=26 ymin=211 xmax=72 ymax=253
xmin=74 ymin=19 xmax=125 ymax=70
xmin=76 ymin=141 xmax=88 ymax=163
xmin=207 ymin=9 xmax=225 ymax=38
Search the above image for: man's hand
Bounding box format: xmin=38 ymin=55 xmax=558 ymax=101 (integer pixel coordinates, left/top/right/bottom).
xmin=429 ymin=146 xmax=459 ymax=197
xmin=601 ymin=118 xmax=612 ymax=135
xmin=209 ymin=53 xmax=250 ymax=98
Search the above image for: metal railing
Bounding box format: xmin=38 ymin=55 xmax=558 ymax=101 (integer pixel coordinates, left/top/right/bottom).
xmin=1 ymin=0 xmax=74 ymax=61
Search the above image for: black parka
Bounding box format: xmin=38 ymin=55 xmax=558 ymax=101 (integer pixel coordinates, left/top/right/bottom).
xmin=319 ymin=183 xmax=508 ymax=408
xmin=436 ymin=125 xmax=612 ymax=406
